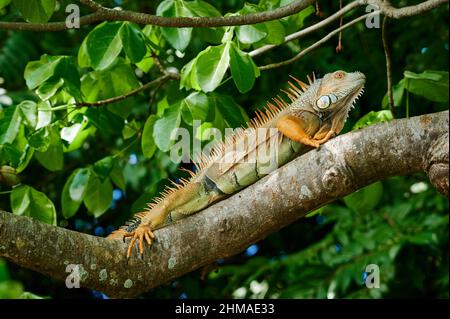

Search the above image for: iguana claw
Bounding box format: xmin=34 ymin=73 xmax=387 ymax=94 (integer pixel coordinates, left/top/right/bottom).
xmin=123 ymin=224 xmax=155 ymax=258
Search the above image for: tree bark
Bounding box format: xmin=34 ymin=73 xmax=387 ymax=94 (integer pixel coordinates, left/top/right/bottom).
xmin=0 ymin=111 xmax=448 ymax=298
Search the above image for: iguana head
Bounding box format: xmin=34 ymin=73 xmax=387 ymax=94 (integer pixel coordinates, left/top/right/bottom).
xmin=303 ymin=70 xmax=365 ymax=133
xmin=314 ymin=70 xmax=365 ymax=114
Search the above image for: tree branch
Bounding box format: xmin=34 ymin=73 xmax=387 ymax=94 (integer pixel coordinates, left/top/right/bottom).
xmin=0 ymin=0 xmax=315 ymax=31
xmin=259 ymin=11 xmax=379 ymax=71
xmin=0 ymin=111 xmax=448 ymax=298
xmin=382 ymin=16 xmax=395 ymax=117
xmin=251 ymin=0 xmax=447 ymax=61
xmin=369 ymin=0 xmax=449 ymax=19
xmin=249 ymin=0 xmax=361 ymax=58
xmin=75 ymin=72 xmax=179 ymax=108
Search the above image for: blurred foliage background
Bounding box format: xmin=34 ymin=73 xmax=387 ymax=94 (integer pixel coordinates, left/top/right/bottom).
xmin=0 ymin=0 xmax=448 ymax=299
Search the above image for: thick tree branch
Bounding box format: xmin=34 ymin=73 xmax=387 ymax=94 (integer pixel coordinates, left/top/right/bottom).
xmin=0 ymin=111 xmax=448 ymax=298
xmin=0 ymin=0 xmax=315 ymax=31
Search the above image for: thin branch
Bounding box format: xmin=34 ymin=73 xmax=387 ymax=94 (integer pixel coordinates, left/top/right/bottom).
xmin=335 ymin=0 xmax=344 ymax=53
xmin=259 ymin=11 xmax=379 ymax=71
xmin=79 ymin=0 xmax=102 ymax=11
xmin=0 ymin=111 xmax=447 ymax=298
xmin=151 ymin=51 xmax=167 ymax=75
xmin=382 ymin=16 xmax=395 ymax=117
xmin=75 ymin=72 xmax=179 ymax=108
xmin=249 ymin=0 xmax=447 ymax=58
xmin=249 ymin=0 xmax=361 ymax=58
xmin=0 ymin=0 xmax=316 ymax=31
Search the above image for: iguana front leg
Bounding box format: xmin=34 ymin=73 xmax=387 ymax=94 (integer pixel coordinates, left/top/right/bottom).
xmin=276 ymin=115 xmax=335 ymax=147
xmin=119 ymin=181 xmax=218 ymax=258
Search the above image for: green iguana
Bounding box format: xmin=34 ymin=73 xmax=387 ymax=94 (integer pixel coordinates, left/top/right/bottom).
xmin=108 ymin=70 xmax=366 ymax=258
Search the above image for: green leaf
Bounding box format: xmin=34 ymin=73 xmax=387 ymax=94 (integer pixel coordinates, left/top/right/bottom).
xmin=343 ymin=182 xmax=383 ymax=213
xmin=403 ymin=70 xmax=449 ymax=103
xmin=16 ymin=145 xmax=34 ymax=173
xmin=195 ymin=42 xmax=230 ymax=92
xmin=406 ymin=232 xmax=438 ymax=245
xmin=187 ymin=0 xmax=224 ymax=43
xmin=235 ymin=3 xmax=267 ymax=44
xmin=12 ymin=0 xmax=55 ymax=23
xmin=195 ymin=122 xmax=214 ymax=140
xmin=83 ymin=175 xmax=113 ymax=217
xmin=0 ymin=0 xmax=11 ymax=10
xmin=157 ymin=0 xmax=193 ymax=51
xmin=186 ymin=0 xmax=222 ymax=17
xmin=110 ymin=162 xmax=126 ymax=191
xmin=0 ymin=145 xmax=21 ymax=167
xmin=229 ymin=43 xmax=259 ymax=93
xmin=36 ymin=101 xmax=52 ymax=129
xmin=11 ymin=185 xmax=57 ymax=225
xmin=209 ymin=93 xmax=249 ymax=130
xmin=36 ymin=77 xmax=64 ymax=101
xmin=0 ymin=105 xmax=21 ymax=144
xmin=35 ymin=140 xmax=63 ymax=171
xmin=81 ymin=60 xmax=140 ymax=118
xmin=136 ymin=26 xmax=161 ymax=72
xmin=153 ymin=102 xmax=182 ymax=152
xmin=181 ymin=92 xmax=210 ymax=124
xmin=119 ymin=22 xmax=147 ymax=63
xmin=24 ymin=55 xmax=60 ymax=90
xmin=84 ymin=22 xmax=123 ymax=70
xmin=28 ymin=126 xmax=51 ymax=152
xmin=236 ymin=24 xmax=267 ymax=44
xmin=24 ymin=55 xmax=81 ymax=100
xmin=281 ymin=3 xmax=314 ymax=34
xmin=142 ymin=115 xmax=158 ymax=158
xmin=180 ymin=58 xmax=201 ymax=90
xmin=382 ymin=81 xmax=405 ymax=109
xmin=61 ymin=169 xmax=87 ymax=219
xmin=93 ymin=156 xmax=114 ymax=180
xmin=122 ymin=120 xmax=141 ymax=140
xmin=17 ymin=101 xmax=37 ymax=129
xmin=69 ymin=168 xmax=91 ymax=202
xmin=259 ymin=20 xmax=285 ymax=45
xmin=84 ymin=108 xmax=124 ymax=136
xmin=33 ymin=125 xmax=63 ymax=171
xmin=63 ymin=125 xmax=96 ymax=153
xmin=353 ymin=110 xmax=393 ymax=130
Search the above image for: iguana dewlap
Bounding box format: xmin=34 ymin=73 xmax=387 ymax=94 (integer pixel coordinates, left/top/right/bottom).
xmin=108 ymin=70 xmax=366 ymax=258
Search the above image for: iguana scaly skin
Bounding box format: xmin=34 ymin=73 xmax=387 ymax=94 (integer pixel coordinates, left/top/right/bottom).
xmin=109 ymin=70 xmax=366 ymax=258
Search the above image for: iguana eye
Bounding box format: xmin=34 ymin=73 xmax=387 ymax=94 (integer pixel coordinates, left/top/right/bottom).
xmin=334 ymin=71 xmax=345 ymax=79
xmin=316 ymin=95 xmax=331 ymax=109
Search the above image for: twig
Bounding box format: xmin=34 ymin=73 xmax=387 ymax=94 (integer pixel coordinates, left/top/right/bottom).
xmin=259 ymin=11 xmax=379 ymax=71
xmin=336 ymin=0 xmax=344 ymax=53
xmin=249 ymin=0 xmax=361 ymax=58
xmin=151 ymin=51 xmax=167 ymax=75
xmin=75 ymin=72 xmax=179 ymax=107
xmin=382 ymin=16 xmax=395 ymax=117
